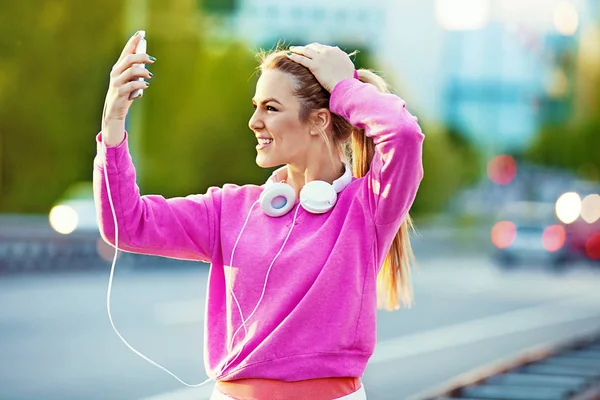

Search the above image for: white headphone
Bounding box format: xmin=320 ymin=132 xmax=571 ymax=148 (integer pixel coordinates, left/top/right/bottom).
xmin=259 ymin=163 xmax=353 ymax=217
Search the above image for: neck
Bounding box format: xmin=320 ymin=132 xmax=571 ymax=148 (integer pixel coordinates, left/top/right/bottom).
xmin=284 ymin=158 xmax=345 ymax=199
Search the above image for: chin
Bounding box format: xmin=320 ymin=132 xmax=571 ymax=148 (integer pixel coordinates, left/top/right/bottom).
xmin=256 ymin=155 xmax=282 ymax=169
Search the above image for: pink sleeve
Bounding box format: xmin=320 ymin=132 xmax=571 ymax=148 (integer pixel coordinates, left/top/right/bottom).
xmin=93 ymin=132 xmax=219 ymax=262
xmin=330 ymin=79 xmax=424 ymax=227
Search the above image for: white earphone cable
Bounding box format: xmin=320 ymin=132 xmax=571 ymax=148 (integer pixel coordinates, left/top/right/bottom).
xmin=224 ymin=200 xmax=259 ymax=353
xmin=101 ymin=133 xmax=213 ymax=387
xmin=102 ymin=141 xmax=299 ymax=384
xmin=218 ymin=202 xmax=302 ymax=377
xmin=101 ymin=101 xmax=305 ymax=382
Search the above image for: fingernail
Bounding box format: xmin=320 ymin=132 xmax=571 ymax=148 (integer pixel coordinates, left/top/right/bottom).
xmin=289 ymin=46 xmax=296 ymax=49
xmin=286 ymin=52 xmax=292 ymax=56
xmin=149 ymin=56 xmax=157 ymax=61
xmin=148 ymin=71 xmax=153 ymax=76
xmin=144 ymin=81 xmax=150 ymax=86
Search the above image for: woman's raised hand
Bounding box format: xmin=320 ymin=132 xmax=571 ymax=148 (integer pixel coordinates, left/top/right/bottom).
xmin=286 ymin=43 xmax=355 ymax=93
xmin=103 ymin=32 xmax=155 ymax=123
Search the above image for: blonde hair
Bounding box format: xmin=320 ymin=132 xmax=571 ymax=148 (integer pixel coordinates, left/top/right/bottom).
xmin=257 ymin=49 xmax=416 ymax=310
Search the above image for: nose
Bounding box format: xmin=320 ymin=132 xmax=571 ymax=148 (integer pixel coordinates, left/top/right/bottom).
xmin=248 ymin=110 xmax=264 ymax=132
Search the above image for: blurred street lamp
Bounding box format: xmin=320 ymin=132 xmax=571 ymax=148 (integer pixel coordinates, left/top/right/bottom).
xmin=554 ymin=1 xmax=579 ymax=36
xmin=555 ymin=192 xmax=581 ymax=224
xmin=435 ymin=0 xmax=490 ymax=31
xmin=581 ymin=194 xmax=600 ymax=223
xmin=49 ymin=205 xmax=79 ymax=235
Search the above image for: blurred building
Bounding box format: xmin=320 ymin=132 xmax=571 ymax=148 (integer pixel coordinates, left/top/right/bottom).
xmin=210 ymin=0 xmax=389 ymax=51
xmin=205 ymin=0 xmax=595 ymax=154
xmin=384 ymin=0 xmax=593 ymax=155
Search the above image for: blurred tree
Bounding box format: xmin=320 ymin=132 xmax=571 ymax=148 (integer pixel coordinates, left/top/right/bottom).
xmin=0 ymin=0 xmax=123 ymax=212
xmin=526 ymin=25 xmax=600 ymax=182
xmin=0 ymin=0 xmax=482 ymax=218
xmin=139 ymin=0 xmax=263 ymax=197
xmin=0 ymin=0 xmax=265 ymax=213
xmin=199 ymin=0 xmax=238 ymax=14
xmin=411 ymin=123 xmax=481 ymax=216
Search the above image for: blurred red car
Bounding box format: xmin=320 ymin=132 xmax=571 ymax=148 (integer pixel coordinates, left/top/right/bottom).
xmin=558 ymin=185 xmax=600 ymax=262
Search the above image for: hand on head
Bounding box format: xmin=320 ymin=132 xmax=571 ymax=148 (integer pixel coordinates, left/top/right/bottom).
xmin=286 ymin=43 xmax=356 ymax=93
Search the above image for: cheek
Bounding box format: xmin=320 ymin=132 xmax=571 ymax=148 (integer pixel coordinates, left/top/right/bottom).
xmin=270 ymin=115 xmax=306 ymax=140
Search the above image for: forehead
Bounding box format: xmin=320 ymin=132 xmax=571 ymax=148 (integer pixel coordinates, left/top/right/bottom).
xmin=254 ymin=69 xmax=297 ymax=102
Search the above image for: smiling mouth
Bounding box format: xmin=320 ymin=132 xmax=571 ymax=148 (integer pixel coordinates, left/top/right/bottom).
xmin=256 ymin=138 xmax=273 ymax=150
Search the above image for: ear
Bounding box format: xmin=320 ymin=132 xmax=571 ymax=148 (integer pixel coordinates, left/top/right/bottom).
xmin=309 ymin=108 xmax=332 ymax=137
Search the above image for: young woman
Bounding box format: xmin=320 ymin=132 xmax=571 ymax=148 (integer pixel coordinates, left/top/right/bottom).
xmin=94 ymin=32 xmax=424 ymax=400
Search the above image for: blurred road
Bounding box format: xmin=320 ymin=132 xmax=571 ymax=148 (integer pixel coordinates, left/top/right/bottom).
xmin=1 ymin=254 xmax=600 ymax=400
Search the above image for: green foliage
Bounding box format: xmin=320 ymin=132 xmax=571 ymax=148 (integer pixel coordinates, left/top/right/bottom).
xmin=525 ymin=31 xmax=600 ymax=182
xmin=445 ymin=126 xmax=482 ymax=185
xmin=0 ymin=0 xmax=482 ymax=217
xmin=136 ymin=0 xmax=264 ymax=197
xmin=199 ymin=0 xmax=238 ymax=14
xmin=526 ymin=117 xmax=600 ymax=181
xmin=411 ymin=123 xmax=482 ymax=216
xmin=140 ymin=38 xmax=262 ymax=196
xmin=526 ymin=96 xmax=600 ymax=181
xmin=0 ymin=0 xmax=264 ymax=212
xmin=0 ymin=0 xmax=123 ymax=212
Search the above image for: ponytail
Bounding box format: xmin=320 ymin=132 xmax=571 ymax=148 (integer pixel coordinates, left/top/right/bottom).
xmin=260 ymin=50 xmax=416 ymax=310
xmin=350 ymin=69 xmax=416 ymax=311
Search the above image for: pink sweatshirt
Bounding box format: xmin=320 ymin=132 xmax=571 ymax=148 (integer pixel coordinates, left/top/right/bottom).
xmin=93 ymin=78 xmax=424 ymax=381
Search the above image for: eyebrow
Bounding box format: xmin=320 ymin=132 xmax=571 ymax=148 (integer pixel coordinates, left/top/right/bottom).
xmin=252 ymin=97 xmax=283 ymax=106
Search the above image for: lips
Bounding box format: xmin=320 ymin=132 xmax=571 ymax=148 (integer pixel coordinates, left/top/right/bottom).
xmin=256 ymin=136 xmax=273 ymax=150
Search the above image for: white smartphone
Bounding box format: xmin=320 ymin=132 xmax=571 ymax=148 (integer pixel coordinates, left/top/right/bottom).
xmin=129 ymin=30 xmax=147 ymax=100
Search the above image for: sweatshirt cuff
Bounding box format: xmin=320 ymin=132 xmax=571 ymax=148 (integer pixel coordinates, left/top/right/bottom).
xmin=330 ymin=78 xmax=362 ymax=120
xmin=95 ymin=131 xmax=130 ymax=172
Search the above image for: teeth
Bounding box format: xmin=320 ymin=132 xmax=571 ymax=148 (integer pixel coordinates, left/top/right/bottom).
xmin=258 ymin=138 xmax=273 ymax=144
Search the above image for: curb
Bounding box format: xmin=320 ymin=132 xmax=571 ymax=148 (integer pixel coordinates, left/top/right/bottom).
xmin=408 ymin=329 xmax=600 ymax=400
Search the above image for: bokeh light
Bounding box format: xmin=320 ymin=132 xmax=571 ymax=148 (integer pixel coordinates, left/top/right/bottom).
xmin=555 ymin=192 xmax=581 ymax=224
xmin=581 ymin=194 xmax=600 ymax=223
xmin=542 ymin=224 xmax=566 ymax=252
xmin=554 ymin=1 xmax=579 ymax=36
xmin=48 ymin=205 xmax=78 ymax=235
xmin=585 ymin=234 xmax=600 ymax=260
xmin=435 ymin=0 xmax=490 ymax=31
xmin=491 ymin=221 xmax=516 ymax=249
xmin=487 ymin=155 xmax=517 ymax=185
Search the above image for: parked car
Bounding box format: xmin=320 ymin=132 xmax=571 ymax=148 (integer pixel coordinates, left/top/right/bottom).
xmin=490 ymin=201 xmax=570 ymax=269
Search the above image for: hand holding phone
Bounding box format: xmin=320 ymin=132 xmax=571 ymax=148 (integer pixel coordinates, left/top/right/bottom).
xmin=101 ymin=31 xmax=154 ymax=145
xmin=129 ymin=30 xmax=147 ymax=100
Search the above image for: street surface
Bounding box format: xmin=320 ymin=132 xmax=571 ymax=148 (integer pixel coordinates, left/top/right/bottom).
xmin=1 ymin=251 xmax=599 ymax=400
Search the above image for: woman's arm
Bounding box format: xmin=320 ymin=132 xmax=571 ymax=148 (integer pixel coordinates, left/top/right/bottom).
xmin=285 ymin=44 xmax=423 ymax=226
xmin=94 ymin=132 xmax=219 ymax=262
xmin=94 ymin=33 xmax=218 ymax=262
xmin=330 ymin=78 xmax=424 ymax=226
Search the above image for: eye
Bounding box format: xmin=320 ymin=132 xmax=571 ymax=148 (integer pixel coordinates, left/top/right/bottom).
xmin=266 ymin=105 xmax=278 ymax=112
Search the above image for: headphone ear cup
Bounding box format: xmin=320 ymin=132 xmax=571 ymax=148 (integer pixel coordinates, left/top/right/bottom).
xmin=300 ymin=180 xmax=338 ymax=214
xmin=260 ymin=182 xmax=297 ymax=217
xmin=332 ymin=163 xmax=353 ymax=193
